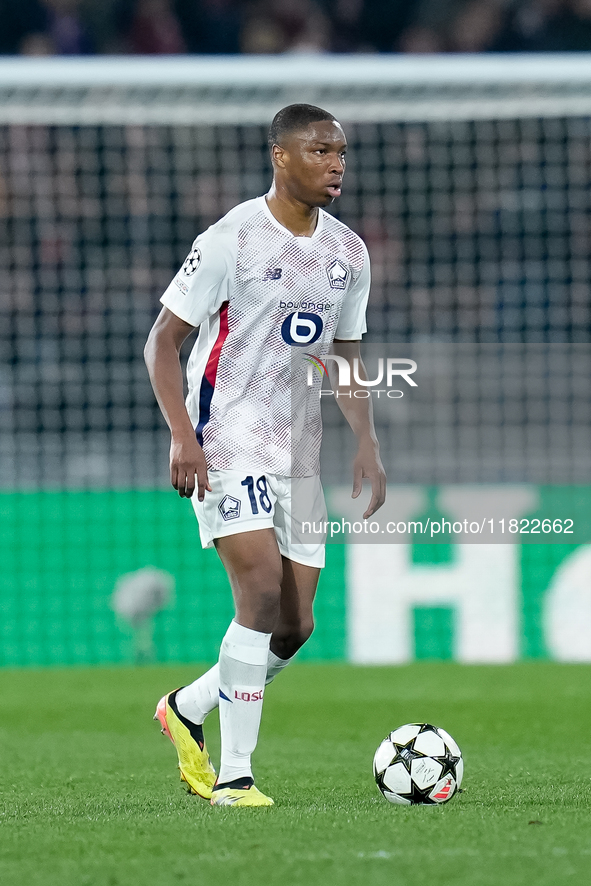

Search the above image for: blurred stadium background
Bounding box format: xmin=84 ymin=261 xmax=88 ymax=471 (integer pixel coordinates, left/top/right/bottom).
xmin=5 ymin=0 xmax=591 ymax=56
xmin=2 ymin=4 xmax=591 ymax=668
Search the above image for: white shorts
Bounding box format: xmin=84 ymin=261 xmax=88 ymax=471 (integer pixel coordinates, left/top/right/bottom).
xmin=191 ymin=469 xmax=327 ymax=569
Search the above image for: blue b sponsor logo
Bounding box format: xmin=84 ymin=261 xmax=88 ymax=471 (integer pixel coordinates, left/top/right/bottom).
xmin=281 ymin=311 xmax=323 ymax=346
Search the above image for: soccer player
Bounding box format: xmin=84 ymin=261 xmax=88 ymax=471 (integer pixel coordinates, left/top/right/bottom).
xmin=144 ymin=103 xmax=386 ymax=807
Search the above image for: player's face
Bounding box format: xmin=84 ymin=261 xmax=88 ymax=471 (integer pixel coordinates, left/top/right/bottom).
xmin=280 ymin=121 xmax=347 ymax=207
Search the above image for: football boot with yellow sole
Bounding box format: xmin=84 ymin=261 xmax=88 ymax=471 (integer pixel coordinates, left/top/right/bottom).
xmin=210 ymin=777 xmax=274 ymax=808
xmin=154 ymin=689 xmax=216 ymax=800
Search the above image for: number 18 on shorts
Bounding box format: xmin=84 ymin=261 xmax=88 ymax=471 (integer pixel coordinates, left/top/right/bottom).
xmin=191 ymin=469 xmax=327 ymax=568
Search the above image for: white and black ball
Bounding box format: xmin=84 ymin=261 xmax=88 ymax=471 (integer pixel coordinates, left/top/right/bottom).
xmin=373 ymin=723 xmax=463 ymax=805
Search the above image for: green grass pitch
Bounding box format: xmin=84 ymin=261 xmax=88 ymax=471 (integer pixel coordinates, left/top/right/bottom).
xmin=1 ymin=662 xmax=591 ymax=886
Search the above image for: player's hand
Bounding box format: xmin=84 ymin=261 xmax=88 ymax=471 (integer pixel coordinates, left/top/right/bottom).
xmin=169 ymin=433 xmax=212 ymax=501
xmin=352 ymin=440 xmax=387 ymax=519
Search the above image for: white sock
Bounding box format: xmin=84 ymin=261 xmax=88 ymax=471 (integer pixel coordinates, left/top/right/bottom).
xmin=175 ymin=648 xmax=295 ymax=725
xmin=265 ymin=649 xmax=294 ymax=684
xmin=175 ymin=665 xmax=219 ymax=726
xmin=217 ymin=620 xmax=271 ymax=784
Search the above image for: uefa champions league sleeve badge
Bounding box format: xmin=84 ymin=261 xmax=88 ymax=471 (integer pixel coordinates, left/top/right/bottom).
xmin=182 ymin=245 xmax=202 ymax=276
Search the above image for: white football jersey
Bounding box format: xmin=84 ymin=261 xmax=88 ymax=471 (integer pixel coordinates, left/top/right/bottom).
xmin=160 ymin=196 xmax=370 ymax=477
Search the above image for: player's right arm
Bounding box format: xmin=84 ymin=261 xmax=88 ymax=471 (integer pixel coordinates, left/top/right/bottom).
xmin=146 ymin=226 xmax=234 ymax=500
xmin=144 ymin=307 xmax=211 ymax=501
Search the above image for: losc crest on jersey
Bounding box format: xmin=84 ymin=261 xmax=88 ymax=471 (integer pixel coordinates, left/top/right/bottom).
xmin=281 ymin=311 xmax=323 ymax=346
xmin=182 ymin=245 xmax=202 ymax=276
xmin=326 ymin=259 xmax=349 ymax=290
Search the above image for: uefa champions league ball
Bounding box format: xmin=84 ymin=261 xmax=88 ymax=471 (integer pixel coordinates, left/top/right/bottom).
xmin=373 ymin=723 xmax=463 ymax=805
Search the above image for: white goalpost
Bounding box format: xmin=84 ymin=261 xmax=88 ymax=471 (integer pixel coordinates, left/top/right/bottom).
xmin=1 ymin=54 xmax=591 ymax=124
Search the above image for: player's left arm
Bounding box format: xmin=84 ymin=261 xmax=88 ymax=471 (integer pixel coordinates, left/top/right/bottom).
xmin=331 ymin=339 xmax=387 ymax=518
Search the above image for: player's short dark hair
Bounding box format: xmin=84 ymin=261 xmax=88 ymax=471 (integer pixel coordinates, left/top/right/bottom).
xmin=267 ymin=103 xmax=337 ymax=152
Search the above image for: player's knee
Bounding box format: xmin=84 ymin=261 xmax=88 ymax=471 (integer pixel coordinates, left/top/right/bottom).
xmin=237 ymin=584 xmax=281 ymax=633
xmin=274 ymin=619 xmax=314 ymax=657
xmin=233 ymin=556 xmax=283 ymax=632
xmin=239 ymin=558 xmax=282 ymax=596
xmin=254 ymin=585 xmax=282 ymax=617
xmin=297 ymin=618 xmax=314 ymax=646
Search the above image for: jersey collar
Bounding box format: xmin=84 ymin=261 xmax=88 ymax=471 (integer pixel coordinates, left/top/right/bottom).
xmin=260 ymin=195 xmax=325 ymax=241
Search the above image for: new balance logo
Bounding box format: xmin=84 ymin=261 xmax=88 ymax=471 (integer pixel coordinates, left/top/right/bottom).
xmin=263 ymin=268 xmax=282 ymax=281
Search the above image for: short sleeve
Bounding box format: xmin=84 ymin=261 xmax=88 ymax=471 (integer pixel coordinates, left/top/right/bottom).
xmin=160 ymin=227 xmax=234 ymax=328
xmin=334 ymin=240 xmax=370 ymax=340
